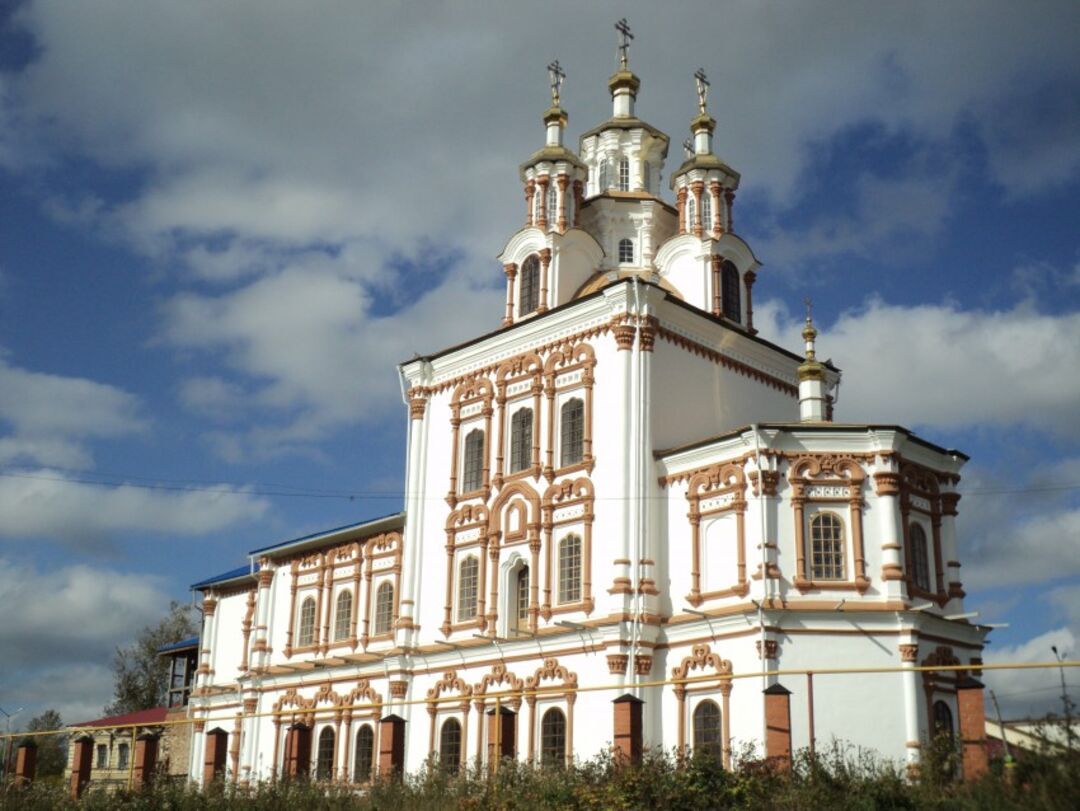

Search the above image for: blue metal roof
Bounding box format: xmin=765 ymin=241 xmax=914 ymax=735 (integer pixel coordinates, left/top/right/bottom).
xmin=156 ymin=636 xmax=199 ymax=654
xmin=190 ymin=565 xmax=252 ymax=590
xmin=248 ymin=511 xmax=404 ymax=556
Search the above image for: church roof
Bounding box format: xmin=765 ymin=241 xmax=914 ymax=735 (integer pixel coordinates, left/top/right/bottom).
xmin=578 ymin=116 xmax=670 ymax=144
xmin=156 ymin=636 xmax=199 ymax=655
xmin=248 ymin=511 xmax=405 ymax=559
xmin=191 ymin=565 xmax=253 ymax=591
xmin=654 ymin=423 xmax=969 ymax=461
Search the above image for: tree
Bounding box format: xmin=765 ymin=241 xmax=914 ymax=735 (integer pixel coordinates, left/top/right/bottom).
xmin=106 ymin=601 xmax=198 ymax=716
xmin=24 ymin=710 xmax=66 ymax=777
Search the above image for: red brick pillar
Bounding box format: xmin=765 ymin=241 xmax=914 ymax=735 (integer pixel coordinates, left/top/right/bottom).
xmin=69 ymin=736 xmax=93 ymax=799
xmin=956 ymin=676 xmax=989 ymax=781
xmin=133 ymin=734 xmax=158 ymax=788
xmin=14 ymin=742 xmax=36 ymax=786
xmin=763 ymin=683 xmax=793 ymax=770
xmin=378 ymin=714 xmax=406 ymax=778
xmin=612 ymin=693 xmax=643 ymax=765
xmin=204 ymin=728 xmax=229 ymax=784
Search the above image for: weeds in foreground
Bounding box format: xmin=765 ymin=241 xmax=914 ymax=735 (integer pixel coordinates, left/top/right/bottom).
xmin=2 ymin=741 xmax=1078 ymax=810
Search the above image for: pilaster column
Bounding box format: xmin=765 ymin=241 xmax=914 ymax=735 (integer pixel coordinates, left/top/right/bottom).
xmin=709 ymin=181 xmax=722 ymax=236
xmin=676 ymin=186 xmax=687 ymax=234
xmin=710 ymin=254 xmax=721 ymax=316
xmin=535 ymin=176 xmax=549 ymax=230
xmin=691 ymin=181 xmax=705 ymax=237
xmin=538 ymin=247 xmax=551 ymax=313
xmin=197 ymin=596 xmax=217 ymax=687
xmin=524 ymin=180 xmax=535 ymax=228
xmin=941 ymin=491 xmax=965 ymax=602
xmin=399 ymin=384 xmax=430 ymax=644
xmin=252 ymin=564 xmax=273 ymax=669
xmin=744 ymin=270 xmax=757 ymax=334
xmin=502 ymin=263 xmax=517 ymax=327
xmin=725 ymin=189 xmax=735 ymax=232
xmin=573 ymin=180 xmax=583 ymax=227
xmin=874 ymin=466 xmax=907 ymax=602
xmin=899 ymin=642 xmax=922 ymax=770
xmin=556 ymin=174 xmax=569 ymax=232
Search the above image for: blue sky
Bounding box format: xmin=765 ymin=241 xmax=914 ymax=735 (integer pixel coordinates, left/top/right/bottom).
xmin=1 ymin=1 xmax=1078 ymax=725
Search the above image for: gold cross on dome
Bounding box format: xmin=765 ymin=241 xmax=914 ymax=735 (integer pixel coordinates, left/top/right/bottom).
xmin=804 ymin=296 xmax=814 ymax=324
xmin=547 ymin=59 xmax=565 ymax=106
xmin=615 ymin=18 xmax=633 ymax=69
xmin=694 ymin=67 xmax=710 ymax=113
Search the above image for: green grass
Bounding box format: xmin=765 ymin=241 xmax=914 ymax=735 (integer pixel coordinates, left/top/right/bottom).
xmin=3 ymin=743 xmax=1078 ymax=810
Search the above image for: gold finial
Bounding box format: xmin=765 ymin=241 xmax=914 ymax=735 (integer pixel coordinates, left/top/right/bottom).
xmin=694 ymin=67 xmax=710 ymax=114
xmin=799 ymin=297 xmax=822 ymax=374
xmin=615 ymin=18 xmax=633 ymax=70
xmin=547 ymin=59 xmax=565 ymax=107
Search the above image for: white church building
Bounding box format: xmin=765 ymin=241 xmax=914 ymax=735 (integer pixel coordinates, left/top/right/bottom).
xmin=186 ymin=34 xmax=989 ymax=786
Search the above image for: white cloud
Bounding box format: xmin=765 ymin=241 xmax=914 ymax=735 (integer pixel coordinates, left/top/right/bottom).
xmin=0 ymin=351 xmax=147 ymax=469
xmin=755 ymin=297 xmax=1080 ymax=435
xmin=162 ymin=263 xmax=503 ymax=459
xmin=983 ymin=627 xmax=1078 ymax=719
xmin=0 ymin=468 xmax=270 ymax=542
xmin=0 ymin=558 xmax=174 ymax=723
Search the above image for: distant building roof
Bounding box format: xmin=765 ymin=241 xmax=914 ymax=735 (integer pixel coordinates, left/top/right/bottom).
xmin=71 ymin=706 xmax=169 ymax=729
xmin=190 ymin=565 xmax=253 ymax=591
xmin=156 ymin=636 xmax=199 ymax=655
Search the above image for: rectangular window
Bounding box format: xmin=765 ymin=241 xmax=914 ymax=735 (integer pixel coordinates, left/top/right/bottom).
xmin=558 ymin=535 xmax=582 ymax=604
xmin=462 ymin=428 xmax=485 ymax=493
xmin=96 ymin=744 xmax=107 ymax=769
xmin=560 ymin=399 xmax=585 ymax=467
xmin=509 ymin=408 xmax=533 ymax=474
xmin=809 ymin=512 xmax=845 ymax=580
xmin=117 ymin=743 xmax=129 ymax=770
xmin=618 ymin=158 xmax=630 ymax=191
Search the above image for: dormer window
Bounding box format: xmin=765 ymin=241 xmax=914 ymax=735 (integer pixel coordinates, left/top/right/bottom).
xmin=618 ymin=238 xmax=634 ymax=265
xmin=519 ymin=255 xmax=540 ymax=314
xmin=618 ymin=158 xmax=630 ymax=191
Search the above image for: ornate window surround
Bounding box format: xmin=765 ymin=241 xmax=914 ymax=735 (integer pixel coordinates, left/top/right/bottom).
xmin=426 ymin=669 xmax=473 ymax=770
xmin=284 ymin=541 xmax=365 ymax=659
xmin=525 ymin=658 xmax=578 ymax=766
xmin=788 ymin=455 xmax=870 ymax=593
xmin=472 ymin=663 xmax=525 ymax=763
xmin=900 ymin=462 xmax=948 ymax=605
xmin=542 ymin=343 xmax=595 ymax=482
xmin=685 ymin=461 xmax=749 ymax=607
xmin=442 ymin=504 xmax=492 ymax=636
xmin=447 ymin=378 xmax=495 ymax=507
xmin=494 ymin=353 xmax=544 ymax=488
xmin=541 ymin=477 xmax=595 ymax=619
xmin=360 ymin=532 xmax=403 ymax=648
xmin=672 ymin=644 xmax=734 ymax=768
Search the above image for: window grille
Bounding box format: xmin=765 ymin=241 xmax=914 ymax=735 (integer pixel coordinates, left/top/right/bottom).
xmin=439 ymin=718 xmax=462 ymax=774
xmin=462 ymin=428 xmax=485 ymax=492
xmin=560 ymin=398 xmax=585 ymax=466
xmin=297 ymin=596 xmax=316 ymax=647
xmin=721 ymin=261 xmax=741 ymax=322
xmin=693 ymin=700 xmax=722 ymax=759
xmin=353 ymin=725 xmax=374 ymax=782
xmin=519 ymin=255 xmax=540 ymax=314
xmin=702 ymin=193 xmax=712 ymax=233
xmin=618 ymin=238 xmax=634 ymax=264
xmin=933 ymin=701 xmax=954 ymax=738
xmin=374 ymin=582 xmax=394 ymax=634
xmin=809 ymin=512 xmax=845 ymax=580
xmin=910 ymin=524 xmax=932 ymax=592
xmin=686 ymin=195 xmax=696 ymax=231
xmin=515 ymin=566 xmax=530 ymax=632
xmin=558 ymin=535 xmax=582 ymax=604
xmin=457 ymin=556 xmax=479 ymax=622
xmin=117 ymin=743 xmax=129 ymax=770
xmin=547 ymin=184 xmax=558 ymax=227
xmin=618 ymin=158 xmax=630 ymax=191
xmin=509 ymin=408 xmax=533 ymax=473
xmin=96 ymin=745 xmax=107 ymax=769
xmin=316 ymin=727 xmax=335 ymax=780
xmin=540 ymin=708 xmax=567 ymax=767
xmin=333 ymin=590 xmax=352 ymax=642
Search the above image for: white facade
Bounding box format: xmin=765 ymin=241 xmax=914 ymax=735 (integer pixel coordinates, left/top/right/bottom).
xmin=188 ymin=56 xmax=986 ymax=785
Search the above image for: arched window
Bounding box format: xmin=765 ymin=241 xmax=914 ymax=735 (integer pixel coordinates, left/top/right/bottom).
xmin=910 ymin=524 xmax=932 ymax=592
xmin=462 ymin=428 xmax=485 ymax=493
xmin=509 ymin=407 xmax=533 ymax=473
xmin=547 ymin=183 xmax=558 ymax=227
xmin=598 ymin=159 xmax=610 ymax=192
xmin=558 ymin=534 xmax=582 ymax=604
xmin=297 ymin=596 xmax=316 ymax=647
xmin=374 ymin=582 xmax=394 ymax=635
xmin=333 ymin=590 xmax=352 ymax=642
xmin=686 ymin=195 xmax=696 ymax=232
xmin=519 ymin=255 xmax=540 ymax=315
xmin=809 ymin=512 xmax=845 ymax=581
xmin=540 ymin=707 xmax=567 ymax=767
xmin=618 ymin=238 xmax=634 ymax=264
xmin=721 ymin=261 xmax=741 ymax=323
xmin=702 ymin=193 xmax=712 ymax=234
xmin=933 ymin=700 xmax=954 ymax=738
xmin=457 ymin=556 xmax=479 ymax=622
xmin=692 ymin=699 xmax=722 ymax=759
xmin=514 ymin=565 xmax=530 ymax=634
xmin=560 ymin=398 xmax=584 ymax=467
xmin=353 ymin=724 xmax=374 ymax=782
xmin=617 ymin=158 xmax=630 ymax=191
xmin=439 ymin=718 xmax=462 ymax=774
xmin=316 ymin=726 xmax=335 ymax=780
